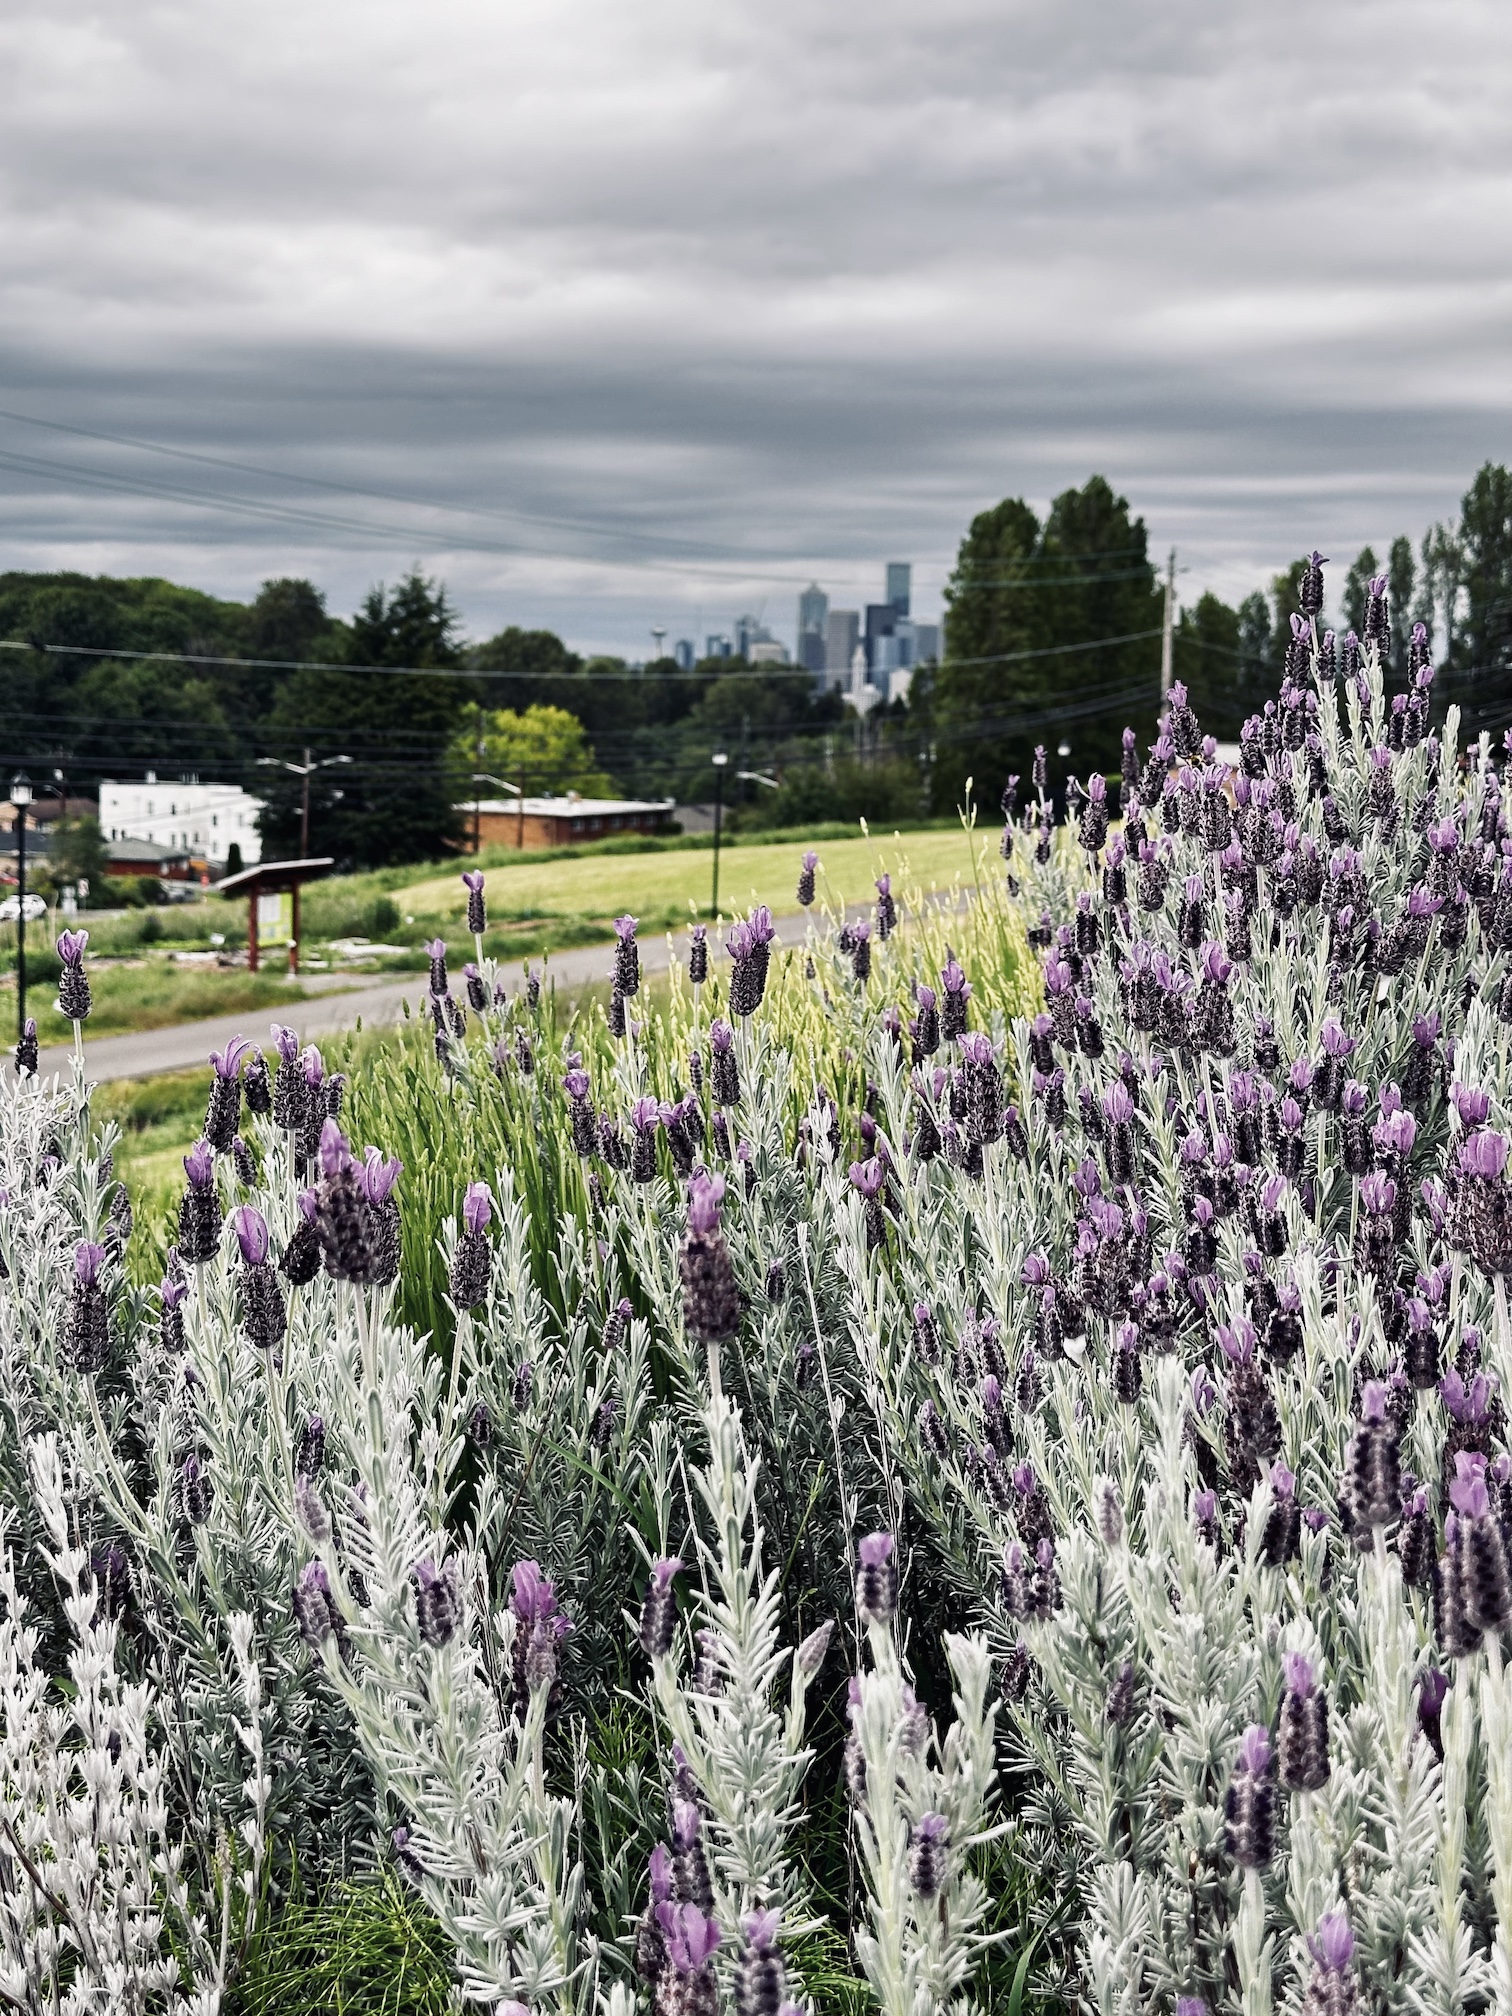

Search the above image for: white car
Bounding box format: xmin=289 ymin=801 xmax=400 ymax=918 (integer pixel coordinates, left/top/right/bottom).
xmin=0 ymin=894 xmax=47 ymax=923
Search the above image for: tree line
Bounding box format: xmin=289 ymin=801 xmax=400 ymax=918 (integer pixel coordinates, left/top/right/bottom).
xmin=1 ymin=464 xmax=1509 ymax=871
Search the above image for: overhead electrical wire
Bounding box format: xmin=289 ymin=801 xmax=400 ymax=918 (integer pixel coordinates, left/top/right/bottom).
xmin=0 ymin=437 xmax=936 ymax=593
xmin=0 ymin=623 xmax=1162 ymax=679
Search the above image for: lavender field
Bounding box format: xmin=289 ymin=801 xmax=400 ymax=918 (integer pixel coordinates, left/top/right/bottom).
xmin=3 ymin=560 xmax=1507 ymax=2016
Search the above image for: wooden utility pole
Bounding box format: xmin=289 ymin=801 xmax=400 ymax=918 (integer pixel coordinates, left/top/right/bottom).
xmin=1160 ymin=548 xmax=1176 ymax=700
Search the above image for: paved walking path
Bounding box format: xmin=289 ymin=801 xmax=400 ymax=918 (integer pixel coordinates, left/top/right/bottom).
xmin=27 ymin=914 xmax=827 ymax=1083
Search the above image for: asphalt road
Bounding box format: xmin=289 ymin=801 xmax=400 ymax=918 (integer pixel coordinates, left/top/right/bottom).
xmin=24 ymin=916 xmax=818 ymax=1083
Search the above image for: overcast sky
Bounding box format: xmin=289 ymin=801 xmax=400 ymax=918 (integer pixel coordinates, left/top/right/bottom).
xmin=1 ymin=0 xmax=1509 ymax=655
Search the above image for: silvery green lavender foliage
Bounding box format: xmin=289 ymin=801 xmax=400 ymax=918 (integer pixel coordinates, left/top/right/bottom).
xmin=816 ymin=574 xmax=1512 ymax=2014
xmin=847 ymin=1532 xmax=1002 ymax=2016
xmin=21 ymin=568 xmax=1512 ymax=2016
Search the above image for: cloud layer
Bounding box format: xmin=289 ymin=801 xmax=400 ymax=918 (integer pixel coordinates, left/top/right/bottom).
xmin=1 ymin=0 xmax=1508 ymax=650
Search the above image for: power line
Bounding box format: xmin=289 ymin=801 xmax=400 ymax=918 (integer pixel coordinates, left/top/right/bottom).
xmin=0 ymin=624 xmax=1163 ymax=680
xmin=0 ymin=434 xmax=942 ymax=593
xmin=941 ymin=627 xmax=1162 ymax=669
xmin=0 ymin=405 xmax=818 ymax=563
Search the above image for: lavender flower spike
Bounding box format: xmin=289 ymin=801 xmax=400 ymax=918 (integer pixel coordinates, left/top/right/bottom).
xmin=857 ymin=1531 xmax=898 ymax=1625
xmin=56 ymin=927 xmax=92 ymax=1021
xmin=462 ymin=868 xmax=487 ymax=937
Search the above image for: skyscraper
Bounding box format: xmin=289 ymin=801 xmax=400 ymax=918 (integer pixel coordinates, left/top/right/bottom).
xmin=886 ymin=563 xmax=912 ymax=618
xmin=797 ymin=583 xmax=828 ymax=676
xmin=825 ymin=609 xmax=859 ymax=693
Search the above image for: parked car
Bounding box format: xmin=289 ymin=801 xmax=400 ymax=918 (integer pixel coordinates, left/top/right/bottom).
xmin=0 ymin=894 xmax=47 ymax=923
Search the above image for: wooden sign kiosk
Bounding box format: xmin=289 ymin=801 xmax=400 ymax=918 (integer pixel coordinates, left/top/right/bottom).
xmin=215 ymin=857 xmax=333 ymax=974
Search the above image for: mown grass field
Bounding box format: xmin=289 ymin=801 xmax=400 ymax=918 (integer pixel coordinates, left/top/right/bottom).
xmin=397 ymin=822 xmax=990 ymax=935
xmin=7 ymin=823 xmax=992 ymax=1040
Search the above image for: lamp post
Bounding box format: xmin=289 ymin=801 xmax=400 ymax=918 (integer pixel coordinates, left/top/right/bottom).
xmin=255 ymin=749 xmax=352 ymax=969
xmin=10 ymin=772 xmax=31 ymax=1043
xmin=471 ymin=773 xmax=522 ymax=853
xmin=257 ymin=748 xmax=353 ymax=855
xmin=710 ymin=751 xmax=728 ymax=920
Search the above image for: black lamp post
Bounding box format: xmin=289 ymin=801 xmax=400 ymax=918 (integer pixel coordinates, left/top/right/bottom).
xmin=710 ymin=751 xmax=728 ymax=919
xmin=11 ymin=772 xmax=31 ymax=1043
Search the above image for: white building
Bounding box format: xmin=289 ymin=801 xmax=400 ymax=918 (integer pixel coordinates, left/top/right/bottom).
xmin=100 ymin=776 xmax=264 ymax=868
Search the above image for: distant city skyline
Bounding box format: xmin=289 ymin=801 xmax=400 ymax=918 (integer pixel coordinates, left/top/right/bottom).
xmin=656 ymin=561 xmax=940 ymax=694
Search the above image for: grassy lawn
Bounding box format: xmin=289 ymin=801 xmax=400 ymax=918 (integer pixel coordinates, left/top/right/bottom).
xmin=398 ymin=822 xmax=988 ymax=937
xmin=3 ymin=821 xmax=988 ymax=1042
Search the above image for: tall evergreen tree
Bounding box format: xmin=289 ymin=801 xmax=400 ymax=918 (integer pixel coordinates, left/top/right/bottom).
xmin=934 ymin=477 xmax=1160 ymax=810
xmin=257 ymin=570 xmax=470 ymax=868
xmin=1451 ymin=463 xmax=1512 ymax=686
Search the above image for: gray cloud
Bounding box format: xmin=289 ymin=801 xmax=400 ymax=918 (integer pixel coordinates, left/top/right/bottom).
xmin=0 ymin=0 xmax=1508 ymax=653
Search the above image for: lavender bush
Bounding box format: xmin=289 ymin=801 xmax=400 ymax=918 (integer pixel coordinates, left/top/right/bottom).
xmin=9 ymin=560 xmax=1512 ymax=2013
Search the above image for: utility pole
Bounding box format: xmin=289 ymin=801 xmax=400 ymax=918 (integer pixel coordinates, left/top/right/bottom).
xmin=1160 ymin=547 xmax=1176 ymax=702
xmin=256 ymin=747 xmax=350 ymax=973
xmin=11 ymin=773 xmax=31 ymax=1044
xmin=710 ymin=752 xmax=728 ymax=919
xmin=474 ymin=704 xmax=485 ymax=856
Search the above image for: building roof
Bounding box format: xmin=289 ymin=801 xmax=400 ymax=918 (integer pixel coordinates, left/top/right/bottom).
xmin=105 ymin=836 xmax=191 ymax=865
xmin=214 ymin=857 xmax=334 ymax=896
xmin=467 ymin=796 xmax=674 ymax=818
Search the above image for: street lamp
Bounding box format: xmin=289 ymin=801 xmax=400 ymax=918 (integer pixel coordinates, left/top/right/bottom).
xmin=254 ymin=749 xmax=351 ymax=969
xmin=473 ymin=771 xmax=525 ymax=852
xmin=256 ymin=748 xmax=353 ymax=854
xmin=710 ymin=752 xmax=729 ymax=920
xmin=10 ymin=772 xmax=30 ymax=1044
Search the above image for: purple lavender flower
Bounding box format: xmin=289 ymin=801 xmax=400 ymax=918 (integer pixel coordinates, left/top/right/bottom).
xmin=201 ymin=1034 xmax=252 ymax=1151
xmin=1224 ymin=1723 xmax=1275 ymax=1867
xmin=359 ymin=1149 xmax=403 ymax=1284
xmin=709 ymin=1018 xmax=740 ymax=1105
xmin=639 ymin=1557 xmax=684 ymax=1659
xmin=233 ymin=1204 xmax=270 ymax=1267
xmin=62 ymin=1241 xmax=110 ymax=1372
xmin=940 ymin=956 xmax=971 ymax=1041
xmin=292 ymin=1561 xmax=344 ymax=1654
xmin=856 ymin=1531 xmax=897 ymax=1625
xmin=1304 ymin=1913 xmax=1356 ymax=2004
xmin=450 ymin=1183 xmax=494 ymax=1309
xmin=1278 ymin=1653 xmax=1329 ymax=1790
xmin=875 ymin=874 xmax=896 ymax=939
xmin=412 ymin=1556 xmax=461 ymax=1648
xmin=177 ymin=1139 xmax=222 ymax=1264
xmin=425 ymin=937 xmax=449 ymax=996
xmin=612 ymin=914 xmax=640 ymax=998
xmin=462 ymin=868 xmax=487 ymax=937
xmin=680 ymin=1172 xmax=740 ymax=1343
xmin=797 ymin=851 xmax=818 ymax=907
xmin=56 ymin=929 xmax=91 ymax=1022
xmin=688 ymin=923 xmax=708 ymax=986
xmin=849 ymin=1157 xmax=888 ymax=1249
